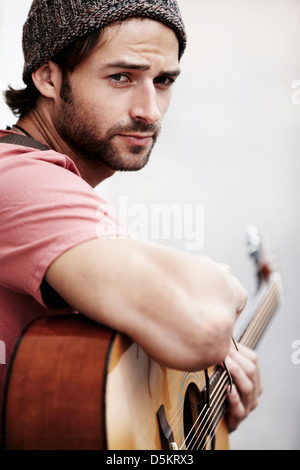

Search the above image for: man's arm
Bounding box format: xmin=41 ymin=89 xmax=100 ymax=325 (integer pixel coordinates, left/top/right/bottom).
xmin=45 ymin=237 xmax=247 ymax=371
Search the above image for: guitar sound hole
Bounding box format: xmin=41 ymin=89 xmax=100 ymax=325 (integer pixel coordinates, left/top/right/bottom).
xmin=183 ymin=383 xmax=213 ymax=450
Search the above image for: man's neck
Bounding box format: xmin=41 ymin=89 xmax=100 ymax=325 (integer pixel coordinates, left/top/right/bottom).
xmin=15 ymin=110 xmax=115 ymax=188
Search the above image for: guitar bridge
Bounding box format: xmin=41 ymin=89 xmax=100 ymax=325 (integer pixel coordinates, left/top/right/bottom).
xmin=157 ymin=404 xmax=178 ymax=450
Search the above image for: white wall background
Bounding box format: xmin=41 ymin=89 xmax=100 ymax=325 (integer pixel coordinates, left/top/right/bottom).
xmin=1 ymin=0 xmax=300 ymax=450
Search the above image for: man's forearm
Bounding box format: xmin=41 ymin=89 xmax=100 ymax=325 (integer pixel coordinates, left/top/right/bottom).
xmin=45 ymin=238 xmax=248 ymax=371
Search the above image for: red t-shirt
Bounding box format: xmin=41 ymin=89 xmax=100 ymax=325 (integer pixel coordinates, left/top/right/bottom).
xmin=0 ymin=130 xmax=129 ymax=447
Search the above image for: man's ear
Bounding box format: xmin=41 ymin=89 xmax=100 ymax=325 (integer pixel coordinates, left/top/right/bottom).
xmin=31 ymin=61 xmax=62 ymax=99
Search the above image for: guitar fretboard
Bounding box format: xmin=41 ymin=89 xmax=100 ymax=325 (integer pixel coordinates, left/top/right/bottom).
xmin=234 ymin=272 xmax=282 ymax=349
xmin=194 ymin=271 xmax=282 ymax=450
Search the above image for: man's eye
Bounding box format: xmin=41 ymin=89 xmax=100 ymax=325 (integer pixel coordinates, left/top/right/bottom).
xmin=154 ymin=76 xmax=176 ymax=88
xmin=109 ymin=74 xmax=130 ymax=83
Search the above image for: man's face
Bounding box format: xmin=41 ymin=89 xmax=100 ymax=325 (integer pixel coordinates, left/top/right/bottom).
xmin=54 ymin=18 xmax=180 ymax=172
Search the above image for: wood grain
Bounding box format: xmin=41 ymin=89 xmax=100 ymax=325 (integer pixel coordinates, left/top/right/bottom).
xmin=5 ymin=314 xmax=114 ymax=450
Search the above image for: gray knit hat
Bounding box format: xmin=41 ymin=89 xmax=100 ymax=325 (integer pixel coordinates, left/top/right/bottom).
xmin=22 ymin=0 xmax=187 ymax=85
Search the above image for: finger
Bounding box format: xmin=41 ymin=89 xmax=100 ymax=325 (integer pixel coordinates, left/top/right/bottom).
xmin=229 ymin=344 xmax=263 ymax=396
xmin=225 ymin=355 xmax=254 ymax=410
xmin=226 ymin=384 xmax=246 ymax=432
xmin=225 ymin=346 xmax=263 ymax=414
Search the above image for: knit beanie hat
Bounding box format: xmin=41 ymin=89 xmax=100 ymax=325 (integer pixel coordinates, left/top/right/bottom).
xmin=22 ymin=0 xmax=187 ymax=85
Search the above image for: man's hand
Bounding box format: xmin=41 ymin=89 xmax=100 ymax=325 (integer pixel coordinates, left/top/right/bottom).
xmin=225 ymin=343 xmax=263 ymax=432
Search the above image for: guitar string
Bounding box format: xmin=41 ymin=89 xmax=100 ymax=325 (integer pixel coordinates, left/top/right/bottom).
xmin=180 ymin=403 xmax=208 ymax=449
xmin=183 ymin=298 xmax=272 ymax=449
xmin=237 ymin=281 xmax=279 ymax=348
xmin=198 ymin=290 xmax=280 ymax=449
xmin=191 ymin=387 xmax=226 ymax=449
xmin=174 ymin=298 xmax=273 ymax=450
xmin=165 ymin=290 xmax=278 ymax=442
xmin=168 ymin=377 xmax=212 ymax=449
xmin=190 ymin=296 xmax=278 ymax=450
xmin=179 ymin=368 xmax=229 ymax=450
xmin=182 ymin=285 xmax=280 ymax=450
xmin=191 ymin=374 xmax=229 ymax=450
xmin=163 ymin=385 xmax=201 ymax=447
xmin=177 ymin=368 xmax=229 ymax=449
xmin=196 ymin=292 xmax=278 ymax=450
xmin=243 ymin=294 xmax=279 ymax=350
xmin=205 ymin=284 xmax=280 ymax=448
xmin=243 ymin=297 xmax=277 ymax=349
xmin=238 ymin=283 xmax=274 ymax=342
xmin=233 ymin=279 xmax=276 ymax=343
xmin=233 ymin=273 xmax=280 ymax=342
xmin=240 ymin=284 xmax=280 ymax=349
xmin=198 ymin=385 xmax=228 ymax=450
xmin=202 ymin=417 xmax=224 ymax=450
xmin=168 ymin=372 xmax=219 ymax=450
xmin=192 ymin=390 xmax=228 ymax=451
xmin=200 ymin=389 xmax=229 ymax=450
xmin=180 ymin=371 xmax=228 ymax=450
xmin=164 ymin=279 xmax=280 ymax=450
xmin=192 ymin=290 xmax=280 ymax=449
xmin=250 ymin=282 xmax=280 ymax=344
xmin=167 ymin=375 xmax=218 ymax=445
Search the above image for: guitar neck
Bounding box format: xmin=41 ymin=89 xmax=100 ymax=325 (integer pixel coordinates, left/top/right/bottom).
xmin=203 ymin=270 xmax=282 ymax=444
xmin=233 ymin=271 xmax=282 ymax=349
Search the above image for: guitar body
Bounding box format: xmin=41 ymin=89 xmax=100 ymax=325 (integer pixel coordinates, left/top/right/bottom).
xmin=4 ymin=315 xmax=229 ymax=450
xmin=4 ymin=315 xmax=112 ymax=450
xmin=106 ymin=331 xmax=229 ymax=450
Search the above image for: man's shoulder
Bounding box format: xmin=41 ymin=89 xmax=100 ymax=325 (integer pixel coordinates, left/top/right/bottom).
xmin=0 ymin=129 xmax=80 ymax=177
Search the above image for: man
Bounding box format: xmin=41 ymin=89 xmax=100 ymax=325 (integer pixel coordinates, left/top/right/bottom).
xmin=0 ymin=0 xmax=262 ymax=448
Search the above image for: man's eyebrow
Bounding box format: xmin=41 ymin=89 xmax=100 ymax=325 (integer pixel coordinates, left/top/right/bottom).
xmin=103 ymin=61 xmax=181 ymax=77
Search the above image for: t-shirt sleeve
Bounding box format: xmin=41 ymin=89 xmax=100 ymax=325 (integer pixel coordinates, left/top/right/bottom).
xmin=0 ymin=148 xmax=129 ymax=307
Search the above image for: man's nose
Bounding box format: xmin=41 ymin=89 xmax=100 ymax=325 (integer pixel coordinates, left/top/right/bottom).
xmin=129 ymin=83 xmax=162 ymax=124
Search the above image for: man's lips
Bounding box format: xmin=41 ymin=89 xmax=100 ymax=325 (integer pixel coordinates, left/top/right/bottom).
xmin=116 ymin=133 xmax=153 ymax=146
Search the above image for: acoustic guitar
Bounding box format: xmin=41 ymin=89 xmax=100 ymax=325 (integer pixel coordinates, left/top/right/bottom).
xmin=3 ymin=227 xmax=282 ymax=450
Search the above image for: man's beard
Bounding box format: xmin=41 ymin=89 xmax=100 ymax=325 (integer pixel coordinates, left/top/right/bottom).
xmin=55 ymin=76 xmax=161 ymax=172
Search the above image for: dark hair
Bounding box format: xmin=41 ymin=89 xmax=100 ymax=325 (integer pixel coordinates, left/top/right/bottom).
xmin=4 ymin=28 xmax=102 ymax=118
